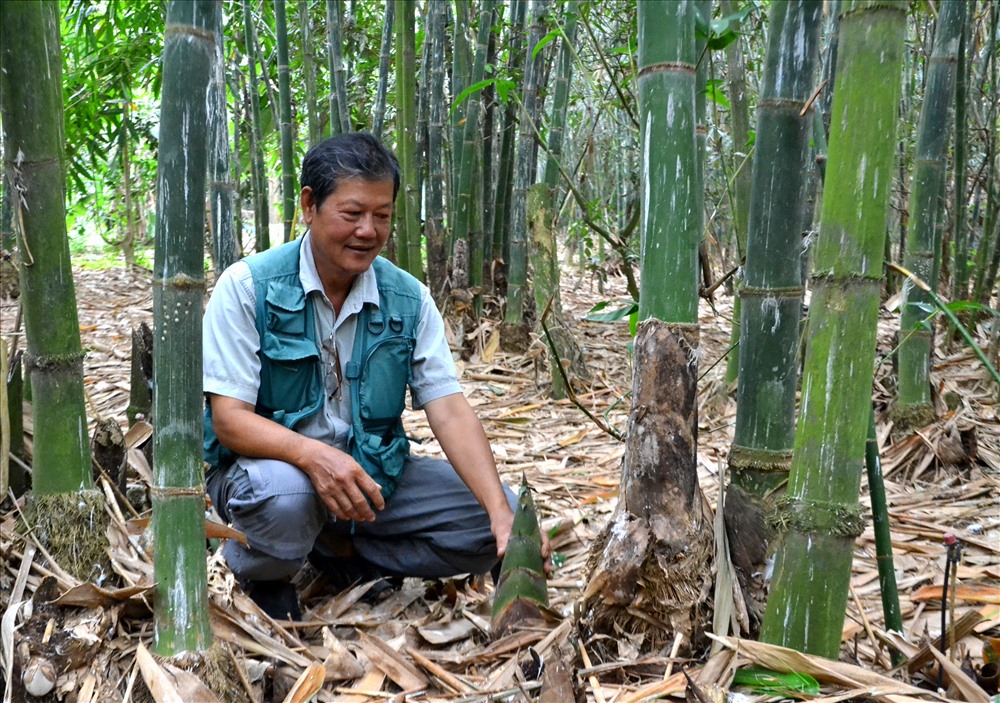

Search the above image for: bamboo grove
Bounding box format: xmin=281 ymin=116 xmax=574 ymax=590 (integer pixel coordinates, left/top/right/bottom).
xmin=1 ymin=0 xmax=998 ymax=675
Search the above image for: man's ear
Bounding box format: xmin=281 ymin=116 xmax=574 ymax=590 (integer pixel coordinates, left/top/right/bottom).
xmin=300 ymin=187 xmax=315 ymax=222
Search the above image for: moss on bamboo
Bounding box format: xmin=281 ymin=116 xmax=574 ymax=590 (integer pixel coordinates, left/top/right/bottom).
xmin=22 ymin=492 xmax=113 ymax=583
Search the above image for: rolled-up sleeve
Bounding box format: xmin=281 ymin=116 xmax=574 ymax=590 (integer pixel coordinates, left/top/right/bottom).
xmin=203 ymin=262 xmax=261 ymax=406
xmin=409 ymin=285 xmax=462 ymax=408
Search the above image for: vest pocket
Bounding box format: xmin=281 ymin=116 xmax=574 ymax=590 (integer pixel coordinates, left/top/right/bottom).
xmin=357 ymin=336 xmax=414 ymax=423
xmin=259 ymin=333 xmax=319 ymax=417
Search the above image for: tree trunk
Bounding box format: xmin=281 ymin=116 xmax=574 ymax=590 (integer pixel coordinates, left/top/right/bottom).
xmin=725 ymin=0 xmax=823 ymax=632
xmin=759 ymin=0 xmax=906 ymax=659
xmin=151 ymin=0 xmax=216 ymax=656
xmin=581 ymin=0 xmax=712 ymax=659
xmin=895 ymin=0 xmax=964 ymax=430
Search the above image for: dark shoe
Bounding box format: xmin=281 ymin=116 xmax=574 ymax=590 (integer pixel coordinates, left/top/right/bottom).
xmin=308 ymin=550 xmax=401 ymax=604
xmin=243 ymin=580 xmax=301 ymax=621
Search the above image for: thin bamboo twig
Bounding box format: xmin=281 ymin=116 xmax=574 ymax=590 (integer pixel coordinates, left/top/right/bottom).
xmin=888 ymin=263 xmax=1000 ymax=387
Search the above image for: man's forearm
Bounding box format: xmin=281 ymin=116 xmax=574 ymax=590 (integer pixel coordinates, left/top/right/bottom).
xmin=424 ymin=394 xmax=510 ymax=517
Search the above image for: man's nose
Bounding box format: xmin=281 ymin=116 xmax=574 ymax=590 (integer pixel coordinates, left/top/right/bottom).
xmin=356 ymin=213 xmax=377 ymax=237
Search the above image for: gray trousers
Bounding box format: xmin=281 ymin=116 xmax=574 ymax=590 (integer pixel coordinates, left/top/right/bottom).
xmin=207 ymin=454 xmax=516 ymax=582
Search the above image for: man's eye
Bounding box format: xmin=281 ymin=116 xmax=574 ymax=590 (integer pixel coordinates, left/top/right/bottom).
xmin=343 ymin=211 xmax=361 ymax=218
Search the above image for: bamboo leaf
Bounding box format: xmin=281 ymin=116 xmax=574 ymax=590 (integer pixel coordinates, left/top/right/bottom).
xmin=450 ymin=77 xmax=516 ymax=114
xmin=532 ymin=30 xmax=558 ymax=59
xmin=732 ymin=667 xmax=820 ymax=697
xmin=584 ymin=300 xmax=639 ymax=322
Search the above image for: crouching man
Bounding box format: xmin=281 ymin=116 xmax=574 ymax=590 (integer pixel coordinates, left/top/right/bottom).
xmin=203 ymin=132 xmax=531 ymax=619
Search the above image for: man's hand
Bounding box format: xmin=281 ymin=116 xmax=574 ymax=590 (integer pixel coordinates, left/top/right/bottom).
xmin=299 ymin=440 xmax=385 ymax=522
xmin=490 ymin=504 xmax=554 ymax=578
xmin=209 ymin=394 xmax=385 ymax=522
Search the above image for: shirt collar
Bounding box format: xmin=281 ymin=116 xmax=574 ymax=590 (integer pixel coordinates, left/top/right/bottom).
xmin=298 ymin=231 xmax=381 ymax=317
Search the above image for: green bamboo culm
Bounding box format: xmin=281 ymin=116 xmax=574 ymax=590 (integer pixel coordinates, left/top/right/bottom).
xmin=864 ymin=406 xmax=904 ymax=666
xmin=454 ymin=0 xmax=496 ymax=312
xmin=371 ymin=0 xmax=394 ymax=140
xmin=243 ymin=0 xmax=269 ymax=253
xmin=505 ymin=0 xmax=548 ymax=332
xmin=721 ymin=0 xmax=753 ymax=386
xmin=950 ymin=2 xmax=972 ymax=302
xmin=327 ymin=0 xmax=352 ymax=135
xmin=637 ymin=2 xmax=699 ymax=323
xmin=299 ymin=0 xmax=323 ymax=146
xmin=725 ymin=0 xmax=823 ymax=628
xmin=0 ymin=0 xmax=92 ymax=496
xmin=425 ymin=0 xmax=447 ymax=304
xmin=151 ymin=0 xmax=216 ymax=655
xmin=492 ymin=0 xmax=526 ymax=264
xmin=895 ymin=0 xmax=965 ymax=430
xmin=759 ymin=0 xmax=906 ymax=659
xmin=209 ymin=2 xmax=238 ymax=271
xmin=394 ymin=0 xmax=421 ymax=278
xmin=275 ymin=0 xmax=297 ymax=244
xmin=492 ymin=476 xmax=548 ymax=637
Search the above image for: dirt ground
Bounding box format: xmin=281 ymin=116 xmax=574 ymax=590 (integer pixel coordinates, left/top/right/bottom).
xmin=1 ymin=261 xmax=998 ymax=702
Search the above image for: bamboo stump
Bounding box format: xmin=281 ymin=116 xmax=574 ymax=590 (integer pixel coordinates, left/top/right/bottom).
xmin=581 ymin=320 xmax=713 ymax=658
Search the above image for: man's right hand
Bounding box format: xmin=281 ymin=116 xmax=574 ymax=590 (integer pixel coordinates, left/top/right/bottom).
xmin=298 ymin=440 xmax=385 ymax=522
xmin=209 ymin=394 xmax=385 ymax=522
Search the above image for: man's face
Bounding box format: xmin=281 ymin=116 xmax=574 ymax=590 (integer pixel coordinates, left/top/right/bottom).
xmin=302 ymin=177 xmax=394 ymax=285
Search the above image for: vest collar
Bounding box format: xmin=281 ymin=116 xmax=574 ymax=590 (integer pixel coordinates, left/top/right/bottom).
xmin=298 ymin=231 xmax=381 ymax=319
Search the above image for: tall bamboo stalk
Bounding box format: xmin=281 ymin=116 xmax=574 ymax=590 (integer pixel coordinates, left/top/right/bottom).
xmin=0 ymin=0 xmax=92 ymax=497
xmin=243 ymin=0 xmax=269 ymax=252
xmin=426 ymin=0 xmax=447 ymax=304
xmin=950 ymin=2 xmax=972 ymax=301
xmin=454 ymin=0 xmax=496 ymax=310
xmin=759 ymin=0 xmax=906 ymax=658
xmin=493 ymin=0 xmax=526 ymax=264
xmin=722 ymin=0 xmax=753 ymax=384
xmin=394 ymin=0 xmax=421 ymax=277
xmin=275 ymin=0 xmax=296 ymax=243
xmin=542 ymin=0 xmax=577 ymax=213
xmin=209 ymin=2 xmax=238 ymax=272
xmin=581 ymin=0 xmax=712 ymax=655
xmin=504 ymin=0 xmax=548 ymax=338
xmin=372 ymin=0 xmax=394 ymax=140
xmin=724 ymin=0 xmax=823 ymax=630
xmin=151 ymin=0 xmax=216 ymax=655
xmin=896 ymin=0 xmax=964 ymax=429
xmin=451 ymin=0 xmax=472 ymax=217
xmin=300 ymin=0 xmax=323 ymax=145
xmin=327 ymin=0 xmax=352 ymax=135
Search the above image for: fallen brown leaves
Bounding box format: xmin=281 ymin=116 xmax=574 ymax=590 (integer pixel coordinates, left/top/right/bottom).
xmin=0 ymin=265 xmax=997 ymax=702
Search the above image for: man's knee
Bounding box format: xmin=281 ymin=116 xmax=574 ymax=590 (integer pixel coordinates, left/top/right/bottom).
xmin=223 ymin=458 xmax=326 ymax=558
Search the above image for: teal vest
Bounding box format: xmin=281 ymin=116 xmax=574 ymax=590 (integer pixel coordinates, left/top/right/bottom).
xmin=203 ymin=239 xmax=423 ymax=499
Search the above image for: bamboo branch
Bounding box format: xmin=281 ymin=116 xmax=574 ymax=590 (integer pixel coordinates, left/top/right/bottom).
xmin=888 ymin=262 xmax=1000 ymax=387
